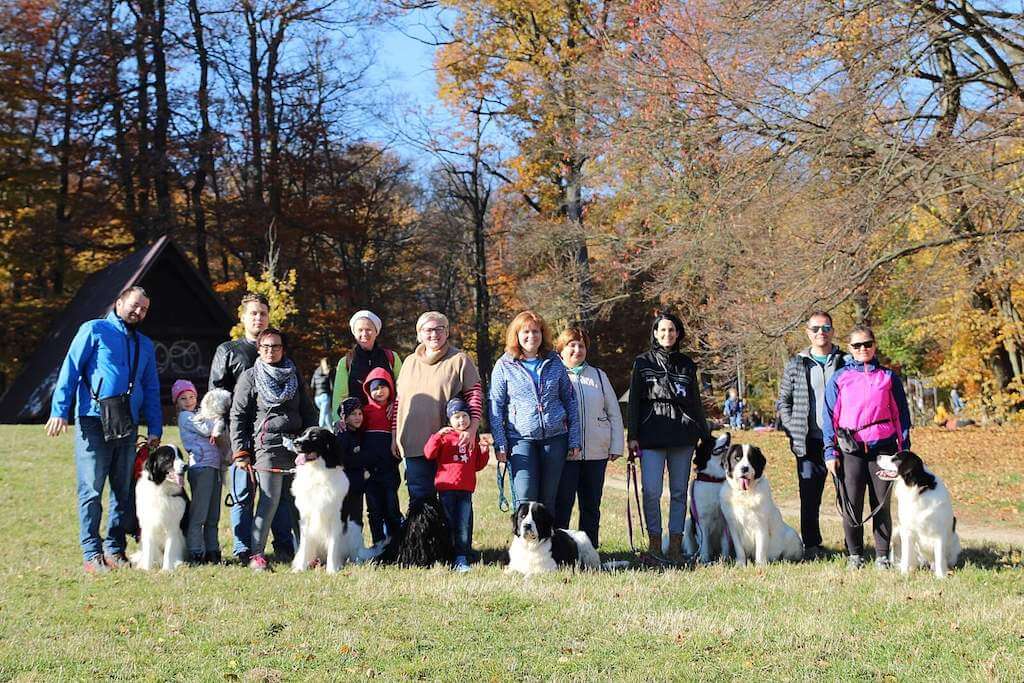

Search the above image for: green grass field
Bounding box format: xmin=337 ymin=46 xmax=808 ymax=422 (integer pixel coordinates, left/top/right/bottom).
xmin=1 ymin=425 xmax=1022 ymax=681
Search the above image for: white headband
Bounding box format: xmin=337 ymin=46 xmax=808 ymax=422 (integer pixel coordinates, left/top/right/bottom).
xmin=350 ymin=310 xmax=382 ymax=336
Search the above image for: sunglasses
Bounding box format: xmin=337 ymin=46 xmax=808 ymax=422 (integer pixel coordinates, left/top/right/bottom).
xmin=807 ymin=324 xmax=833 ymax=334
xmin=850 ymin=340 xmax=875 ymax=350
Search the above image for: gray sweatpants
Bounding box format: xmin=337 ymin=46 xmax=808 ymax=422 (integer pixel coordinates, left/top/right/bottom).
xmin=252 ymin=471 xmax=300 ymax=557
xmin=187 ymin=467 xmax=222 ymax=555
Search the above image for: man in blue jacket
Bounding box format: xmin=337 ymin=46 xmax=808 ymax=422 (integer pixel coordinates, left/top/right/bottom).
xmin=46 ymin=286 xmax=162 ymax=573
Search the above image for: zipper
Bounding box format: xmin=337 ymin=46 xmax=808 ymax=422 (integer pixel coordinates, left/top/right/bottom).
xmin=513 ymin=357 xmax=547 ymax=439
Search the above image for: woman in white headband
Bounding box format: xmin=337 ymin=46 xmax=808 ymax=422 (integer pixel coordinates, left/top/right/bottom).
xmin=330 ymin=310 xmax=402 ymax=417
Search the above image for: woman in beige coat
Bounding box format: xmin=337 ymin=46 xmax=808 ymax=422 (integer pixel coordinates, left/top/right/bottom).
xmin=552 ymin=327 xmax=625 ymax=548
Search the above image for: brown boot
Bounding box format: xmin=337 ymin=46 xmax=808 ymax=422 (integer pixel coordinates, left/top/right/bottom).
xmin=640 ymin=533 xmax=667 ymax=566
xmin=666 ymin=533 xmax=685 ymax=565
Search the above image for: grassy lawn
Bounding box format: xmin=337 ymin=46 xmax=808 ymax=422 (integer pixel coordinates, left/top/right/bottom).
xmin=1 ymin=424 xmax=1022 ymax=681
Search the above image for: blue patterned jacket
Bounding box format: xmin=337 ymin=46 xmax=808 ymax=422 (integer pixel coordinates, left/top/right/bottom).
xmin=488 ymin=351 xmax=582 ymax=454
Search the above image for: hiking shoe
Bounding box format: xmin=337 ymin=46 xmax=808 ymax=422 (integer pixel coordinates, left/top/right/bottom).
xmin=803 ymin=545 xmax=826 ymax=561
xmin=875 ymin=556 xmax=892 ymax=571
xmin=188 ymin=552 xmax=205 ymax=566
xmin=453 ymin=556 xmax=471 ymax=573
xmin=249 ymin=554 xmax=270 ymax=572
xmin=847 ymin=554 xmax=865 ymax=570
xmin=84 ymin=555 xmax=110 ymax=574
xmin=103 ymin=552 xmax=130 ymax=569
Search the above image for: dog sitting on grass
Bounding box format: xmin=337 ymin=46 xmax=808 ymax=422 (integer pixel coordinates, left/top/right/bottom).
xmin=131 ymin=444 xmax=189 ymax=571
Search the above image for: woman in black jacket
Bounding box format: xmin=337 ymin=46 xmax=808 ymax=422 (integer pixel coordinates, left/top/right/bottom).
xmin=230 ymin=327 xmax=317 ymax=571
xmin=627 ymin=312 xmax=711 ymax=564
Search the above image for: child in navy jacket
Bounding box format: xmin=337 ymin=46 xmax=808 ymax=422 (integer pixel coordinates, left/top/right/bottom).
xmin=424 ymin=398 xmax=489 ymax=572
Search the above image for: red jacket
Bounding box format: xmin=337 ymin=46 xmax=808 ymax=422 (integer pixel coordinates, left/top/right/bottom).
xmin=423 ymin=430 xmax=489 ymax=492
xmin=362 ymin=367 xmax=395 ymax=434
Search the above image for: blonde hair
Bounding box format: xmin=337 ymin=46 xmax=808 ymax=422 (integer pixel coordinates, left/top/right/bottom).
xmin=554 ymin=327 xmax=590 ymax=353
xmin=504 ymin=311 xmax=552 ymax=359
xmin=416 ymin=311 xmax=449 ymax=344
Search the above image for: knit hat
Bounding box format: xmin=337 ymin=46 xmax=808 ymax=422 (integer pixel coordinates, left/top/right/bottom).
xmin=171 ymin=379 xmax=197 ymax=404
xmin=338 ymin=396 xmax=363 ymax=419
xmin=349 ymin=310 xmax=382 ymax=336
xmin=367 ymin=378 xmax=388 ymax=393
xmin=446 ymin=397 xmax=469 ymax=418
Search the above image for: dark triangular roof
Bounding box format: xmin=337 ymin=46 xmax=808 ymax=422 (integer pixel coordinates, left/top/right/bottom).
xmin=0 ymin=235 xmax=233 ymax=422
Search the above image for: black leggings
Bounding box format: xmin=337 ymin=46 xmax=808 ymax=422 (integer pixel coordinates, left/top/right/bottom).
xmin=838 ymin=444 xmax=893 ymax=557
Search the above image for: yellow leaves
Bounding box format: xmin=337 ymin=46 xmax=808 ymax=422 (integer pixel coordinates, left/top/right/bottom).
xmin=227 ymin=269 xmax=298 ymax=340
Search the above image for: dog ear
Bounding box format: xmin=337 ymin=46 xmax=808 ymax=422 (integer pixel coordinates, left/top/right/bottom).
xmin=533 ymin=503 xmax=554 ymax=538
xmin=146 ymin=446 xmax=169 ymax=484
xmin=748 ymin=446 xmax=766 ymax=477
xmin=726 ymin=444 xmax=743 ymax=472
xmin=512 ymin=503 xmax=528 ymax=536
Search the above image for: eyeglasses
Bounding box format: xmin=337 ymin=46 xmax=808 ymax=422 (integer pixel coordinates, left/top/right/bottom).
xmin=807 ymin=324 xmax=833 ymax=334
xmin=259 ymin=343 xmax=283 ymax=350
xmin=421 ymin=327 xmax=447 ymax=336
xmin=850 ymin=340 xmax=875 ymax=350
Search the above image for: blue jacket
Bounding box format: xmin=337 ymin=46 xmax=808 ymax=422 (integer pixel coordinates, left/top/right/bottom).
xmin=488 ymin=352 xmax=582 ymax=454
xmin=50 ymin=311 xmax=163 ymax=436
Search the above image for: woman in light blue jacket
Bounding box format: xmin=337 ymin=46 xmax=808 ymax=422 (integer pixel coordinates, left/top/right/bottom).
xmin=489 ymin=311 xmax=582 ymax=511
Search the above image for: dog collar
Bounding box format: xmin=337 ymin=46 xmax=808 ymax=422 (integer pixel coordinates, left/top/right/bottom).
xmin=695 ymin=473 xmax=725 ymax=484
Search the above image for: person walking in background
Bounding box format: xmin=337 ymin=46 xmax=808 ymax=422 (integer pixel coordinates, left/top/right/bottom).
xmin=331 ymin=310 xmax=402 ymax=415
xmin=489 ymin=311 xmax=582 ymax=512
xmin=627 ymin=311 xmax=712 ymax=565
xmin=210 ymin=292 xmax=294 ymax=565
xmin=46 ymin=286 xmax=162 ymax=573
xmin=949 ymin=388 xmax=965 ymax=415
xmin=311 ymin=357 xmax=333 ymax=428
xmin=777 ymin=310 xmax=845 ymax=560
xmin=552 ymin=327 xmax=624 ymax=549
xmin=723 ymin=388 xmax=744 ymax=429
xmin=823 ymin=324 xmax=911 ymax=571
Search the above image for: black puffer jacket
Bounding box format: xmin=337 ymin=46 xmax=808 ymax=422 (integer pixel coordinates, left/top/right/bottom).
xmin=209 ymin=338 xmax=258 ymax=393
xmin=627 ymin=314 xmax=711 ymax=450
xmin=230 ymin=363 xmax=317 ymax=468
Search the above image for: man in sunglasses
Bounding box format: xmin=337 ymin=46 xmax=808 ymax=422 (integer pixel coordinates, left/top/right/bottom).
xmin=777 ymin=311 xmax=845 ymax=560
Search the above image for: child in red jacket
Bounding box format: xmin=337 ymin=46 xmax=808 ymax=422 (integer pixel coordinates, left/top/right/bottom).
xmin=424 ymin=397 xmax=489 ymax=572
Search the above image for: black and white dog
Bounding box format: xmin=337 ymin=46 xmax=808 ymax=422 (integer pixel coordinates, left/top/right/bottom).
xmin=290 ymin=427 xmax=365 ymax=572
xmin=683 ymin=432 xmax=732 ymax=563
xmin=506 ymin=502 xmax=601 ymax=576
xmin=371 ymin=495 xmax=455 ymax=568
xmin=720 ymin=443 xmax=803 ymax=566
xmin=876 ymin=450 xmax=961 ymax=579
xmin=131 ymin=444 xmax=189 ymax=571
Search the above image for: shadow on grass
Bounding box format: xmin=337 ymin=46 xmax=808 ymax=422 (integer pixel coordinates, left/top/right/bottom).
xmin=959 ymin=544 xmax=1023 ymax=570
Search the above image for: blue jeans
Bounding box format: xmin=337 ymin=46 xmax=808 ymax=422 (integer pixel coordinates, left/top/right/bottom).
xmin=228 ymin=463 xmax=296 ymax=557
xmin=404 ymin=456 xmax=437 ymax=506
xmin=315 ymin=393 xmax=332 ymax=428
xmin=640 ymin=446 xmax=694 ymax=536
xmin=74 ymin=416 xmax=136 ymax=561
xmin=554 ymin=458 xmax=608 ymax=547
xmin=439 ymin=490 xmax=473 ymax=557
xmin=730 ymin=414 xmax=743 ymax=428
xmin=365 ymin=474 xmax=403 ymax=543
xmin=508 ymin=433 xmax=569 ymax=511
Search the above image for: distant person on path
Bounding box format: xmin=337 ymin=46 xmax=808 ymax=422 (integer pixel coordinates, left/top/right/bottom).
xmin=552 ymin=327 xmax=624 ymax=549
xmin=311 ymin=357 xmax=333 ymax=428
xmin=230 ymin=327 xmax=317 ymax=572
xmin=823 ymin=324 xmax=911 ymax=571
xmin=395 ymin=312 xmax=483 ymax=506
xmin=723 ymin=388 xmax=744 ymax=429
xmin=209 ymin=292 xmax=294 ymax=565
xmin=777 ymin=310 xmax=845 ymax=560
xmin=949 ymin=388 xmax=965 ymax=415
xmin=46 ymin=286 xmax=162 ymax=573
xmin=173 ymin=379 xmax=223 ymax=565
xmin=331 ymin=310 xmax=402 ymax=416
xmin=627 ymin=311 xmax=711 ymax=565
xmin=489 ymin=311 xmax=581 ymax=512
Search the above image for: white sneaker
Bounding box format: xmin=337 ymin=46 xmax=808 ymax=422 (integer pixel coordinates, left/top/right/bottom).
xmin=454 ymin=556 xmax=471 ymax=573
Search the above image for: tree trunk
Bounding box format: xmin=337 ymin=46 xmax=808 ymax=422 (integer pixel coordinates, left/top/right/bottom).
xmin=134 ymin=0 xmax=154 ymax=246
xmin=152 ymin=0 xmax=173 ymax=233
xmin=188 ymin=0 xmax=212 ymax=280
xmin=107 ymin=0 xmax=138 ymax=237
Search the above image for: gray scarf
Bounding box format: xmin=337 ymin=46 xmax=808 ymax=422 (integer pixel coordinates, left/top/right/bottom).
xmin=253 ymin=358 xmax=298 ymax=406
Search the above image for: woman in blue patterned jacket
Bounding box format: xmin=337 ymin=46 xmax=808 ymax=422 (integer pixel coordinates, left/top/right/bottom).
xmin=489 ymin=311 xmax=582 ymax=511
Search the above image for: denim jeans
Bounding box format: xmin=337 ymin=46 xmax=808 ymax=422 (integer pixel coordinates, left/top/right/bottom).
xmin=252 ymin=471 xmax=301 ymax=557
xmin=365 ymin=474 xmax=403 ymax=543
xmin=640 ymin=445 xmax=694 ymax=536
xmin=439 ymin=490 xmax=474 ymax=557
xmin=228 ymin=463 xmax=296 ymax=557
xmin=315 ymin=393 xmax=332 ymax=428
xmin=186 ymin=466 xmax=222 ymax=555
xmin=404 ymin=456 xmax=437 ymax=506
xmin=730 ymin=414 xmax=743 ymax=428
xmin=508 ymin=433 xmax=568 ymax=511
xmin=554 ymin=458 xmax=609 ymax=547
xmin=74 ymin=416 xmax=136 ymax=561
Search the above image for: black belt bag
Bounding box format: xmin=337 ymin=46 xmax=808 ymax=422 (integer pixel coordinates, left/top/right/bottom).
xmin=84 ymin=331 xmax=141 ymax=442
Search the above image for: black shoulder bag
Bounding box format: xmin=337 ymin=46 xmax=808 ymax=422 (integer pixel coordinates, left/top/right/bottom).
xmin=82 ymin=331 xmax=141 ymax=442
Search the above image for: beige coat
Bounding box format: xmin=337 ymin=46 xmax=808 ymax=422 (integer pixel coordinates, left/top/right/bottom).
xmin=396 ymin=344 xmax=481 ymax=458
xmin=566 ymin=364 xmax=625 ymax=460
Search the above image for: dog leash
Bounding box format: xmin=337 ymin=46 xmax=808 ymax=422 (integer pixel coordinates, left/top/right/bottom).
xmin=224 ymin=463 xmax=297 ymax=507
xmin=496 ymin=460 xmax=511 ymax=512
xmin=625 ymin=459 xmax=646 ymax=554
xmin=831 ymin=469 xmax=893 ymax=529
xmin=688 ymin=475 xmax=733 ymax=560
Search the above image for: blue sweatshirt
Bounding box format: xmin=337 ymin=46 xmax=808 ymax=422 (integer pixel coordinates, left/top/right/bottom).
xmin=50 ymin=311 xmax=163 ymax=436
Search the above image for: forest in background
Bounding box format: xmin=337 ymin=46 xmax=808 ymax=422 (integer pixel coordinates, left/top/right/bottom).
xmin=3 ymin=0 xmax=1024 ymax=422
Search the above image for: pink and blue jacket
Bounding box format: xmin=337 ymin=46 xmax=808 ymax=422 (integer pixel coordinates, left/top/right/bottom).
xmin=822 ymin=358 xmax=911 ymax=463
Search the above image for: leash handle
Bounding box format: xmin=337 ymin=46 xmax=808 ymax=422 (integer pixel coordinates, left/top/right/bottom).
xmin=496 ymin=460 xmax=510 ymax=513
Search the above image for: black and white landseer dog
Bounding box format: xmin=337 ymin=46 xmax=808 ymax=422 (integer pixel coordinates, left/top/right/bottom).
xmin=876 ymin=450 xmax=961 ymax=579
xmin=290 ymin=427 xmax=365 ymax=572
xmin=506 ymin=502 xmax=601 ymax=576
xmin=720 ymin=443 xmax=803 ymax=566
xmin=683 ymin=432 xmax=732 ymax=563
xmin=131 ymin=444 xmax=189 ymax=571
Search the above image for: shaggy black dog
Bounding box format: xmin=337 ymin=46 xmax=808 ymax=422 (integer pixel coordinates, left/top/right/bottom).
xmin=374 ymin=495 xmax=455 ymax=568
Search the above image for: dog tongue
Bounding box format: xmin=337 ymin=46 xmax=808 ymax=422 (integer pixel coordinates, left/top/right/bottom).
xmin=741 ymin=478 xmax=750 ymax=491
xmin=294 ymin=453 xmax=308 ymax=466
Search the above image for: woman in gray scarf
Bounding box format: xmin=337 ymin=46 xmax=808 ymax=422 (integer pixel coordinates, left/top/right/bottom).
xmin=230 ymin=327 xmax=317 ymax=571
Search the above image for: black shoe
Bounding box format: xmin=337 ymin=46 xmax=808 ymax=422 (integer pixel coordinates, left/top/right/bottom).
xmin=235 ymin=551 xmax=251 ymax=566
xmin=803 ymin=545 xmax=826 ymax=561
xmin=204 ymin=551 xmax=223 ymax=565
xmin=189 ymin=552 xmax=205 ymax=566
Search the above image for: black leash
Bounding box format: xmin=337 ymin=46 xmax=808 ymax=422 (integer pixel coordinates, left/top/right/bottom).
xmin=625 ymin=459 xmax=646 ymax=554
xmin=831 ymin=467 xmax=893 ymax=528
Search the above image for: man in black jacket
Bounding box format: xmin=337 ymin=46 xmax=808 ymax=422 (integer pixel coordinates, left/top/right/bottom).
xmin=777 ymin=311 xmax=845 ymax=560
xmin=209 ymin=292 xmax=295 ymax=564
